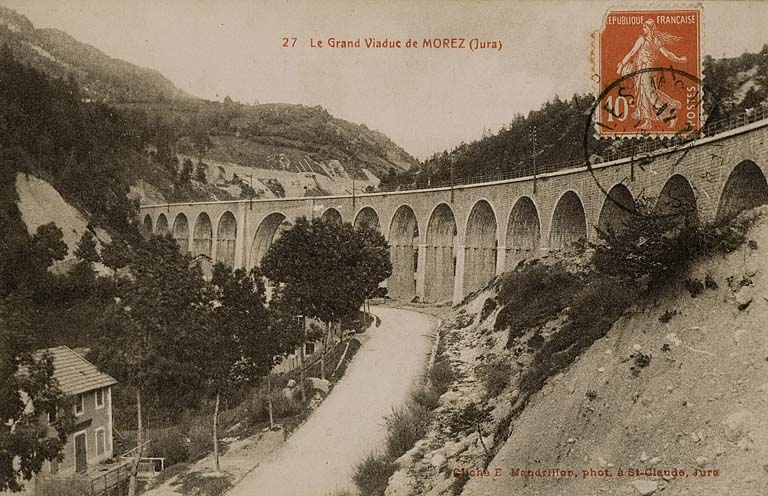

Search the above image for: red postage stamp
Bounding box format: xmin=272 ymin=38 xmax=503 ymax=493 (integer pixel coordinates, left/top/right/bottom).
xmin=596 ymin=7 xmax=702 ymax=138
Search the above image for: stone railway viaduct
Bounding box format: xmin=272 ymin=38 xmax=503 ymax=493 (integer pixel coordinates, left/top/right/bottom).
xmin=139 ymin=118 xmax=768 ymax=304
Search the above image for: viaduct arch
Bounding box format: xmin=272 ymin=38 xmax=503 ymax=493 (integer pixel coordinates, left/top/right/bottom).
xmin=388 ymin=205 xmax=419 ymax=299
xmin=156 ymin=213 xmax=169 ymax=235
xmin=505 ymin=196 xmax=540 ymax=271
xmin=139 ymin=117 xmax=768 ymax=304
xmin=424 ymin=203 xmax=457 ymax=303
xmin=464 ymin=200 xmax=498 ymax=296
xmin=249 ymin=212 xmax=292 ymax=269
xmin=354 ymin=206 xmax=381 ymax=230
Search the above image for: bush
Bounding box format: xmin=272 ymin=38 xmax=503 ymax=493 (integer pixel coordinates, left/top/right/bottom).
xmin=148 ymin=429 xmax=190 ymax=465
xmin=593 ymin=202 xmax=748 ymax=292
xmin=520 ymin=277 xmax=634 ymax=396
xmin=34 ymin=478 xmax=92 ymax=496
xmin=684 ymin=278 xmax=704 ymax=297
xmin=447 ymin=402 xmax=492 ymax=435
xmin=177 ymin=471 xmax=233 ymax=496
xmin=658 ymin=309 xmax=678 ymax=323
xmin=186 ymin=419 xmax=215 ymax=461
xmin=494 ymin=263 xmax=581 ymax=344
xmin=479 ymin=357 xmax=512 ymax=397
xmin=410 ymin=384 xmax=441 ymax=410
xmin=352 ymin=452 xmax=397 ymax=496
xmin=428 ymin=360 xmax=456 ymax=395
xmin=385 ymin=404 xmax=432 ymax=458
xmin=480 ymin=297 xmax=497 ymax=321
xmin=246 ymin=389 xmax=303 ymax=425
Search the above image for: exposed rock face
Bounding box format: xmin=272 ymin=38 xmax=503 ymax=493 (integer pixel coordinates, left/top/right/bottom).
xmin=391 ymin=208 xmax=768 ymax=496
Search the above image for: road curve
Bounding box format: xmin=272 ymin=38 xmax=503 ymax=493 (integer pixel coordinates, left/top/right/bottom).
xmin=227 ymin=307 xmax=437 ymax=496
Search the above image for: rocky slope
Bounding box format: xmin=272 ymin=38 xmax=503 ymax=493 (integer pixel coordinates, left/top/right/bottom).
xmin=385 ymin=208 xmax=768 ymax=496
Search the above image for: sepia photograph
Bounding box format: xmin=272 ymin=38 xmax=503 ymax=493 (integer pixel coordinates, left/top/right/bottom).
xmin=1 ymin=1 xmax=767 ymax=495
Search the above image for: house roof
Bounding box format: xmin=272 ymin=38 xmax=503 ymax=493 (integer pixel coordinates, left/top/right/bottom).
xmin=33 ymin=346 xmax=117 ymax=396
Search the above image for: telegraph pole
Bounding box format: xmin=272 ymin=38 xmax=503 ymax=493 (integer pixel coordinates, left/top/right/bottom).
xmin=530 ymin=126 xmax=537 ymax=194
xmin=450 ymin=155 xmax=455 ymax=203
xmin=245 ymin=172 xmax=254 ymax=210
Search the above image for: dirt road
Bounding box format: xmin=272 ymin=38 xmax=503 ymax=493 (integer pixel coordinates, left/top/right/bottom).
xmin=227 ymin=307 xmax=437 ymax=496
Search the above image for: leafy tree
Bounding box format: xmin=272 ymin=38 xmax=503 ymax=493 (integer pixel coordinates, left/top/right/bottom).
xmin=1 ymin=223 xmax=67 ymax=298
xmin=74 ymin=230 xmax=99 ymax=264
xmin=89 ymin=234 xmax=209 ymax=495
xmin=0 ymin=321 xmax=72 ymax=491
xmin=178 ymin=158 xmax=194 ymax=186
xmin=100 ymin=236 xmax=133 ymax=271
xmin=194 ymin=160 xmax=208 ymax=183
xmin=190 ymin=125 xmax=212 ymax=157
xmin=260 ymin=217 xmax=391 ymax=378
xmin=240 ymin=182 xmax=256 ymax=199
xmin=0 ymin=231 xmax=70 ymax=492
xmin=201 ymin=264 xmax=301 ymax=471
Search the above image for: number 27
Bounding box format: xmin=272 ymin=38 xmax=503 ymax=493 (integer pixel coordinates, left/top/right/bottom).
xmin=282 ymin=37 xmax=297 ymax=47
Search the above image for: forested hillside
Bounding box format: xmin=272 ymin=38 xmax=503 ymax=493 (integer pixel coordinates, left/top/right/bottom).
xmin=123 ymin=98 xmax=418 ymax=185
xmin=0 ymin=6 xmax=417 ymax=203
xmin=381 ymin=45 xmax=768 ymax=190
xmin=0 ymin=6 xmax=189 ymax=103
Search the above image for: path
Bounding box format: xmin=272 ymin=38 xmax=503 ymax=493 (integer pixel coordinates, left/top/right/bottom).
xmin=227 ymin=307 xmax=437 ymax=496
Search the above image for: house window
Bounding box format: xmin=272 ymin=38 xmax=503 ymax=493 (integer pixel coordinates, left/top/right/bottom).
xmin=304 ymin=341 xmax=315 ymax=355
xmin=96 ymin=428 xmax=106 ymax=456
xmin=74 ymin=394 xmax=84 ymax=416
xmin=47 ymin=407 xmax=57 ymax=425
xmin=293 ymin=315 xmax=305 ymax=329
xmin=95 ymin=388 xmax=104 ymax=409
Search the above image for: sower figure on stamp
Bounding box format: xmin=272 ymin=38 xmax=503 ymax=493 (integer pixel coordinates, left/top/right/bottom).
xmin=616 ymin=19 xmax=688 ymax=130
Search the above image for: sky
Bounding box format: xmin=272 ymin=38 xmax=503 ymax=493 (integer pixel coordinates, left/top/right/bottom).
xmin=2 ymin=0 xmax=768 ymax=159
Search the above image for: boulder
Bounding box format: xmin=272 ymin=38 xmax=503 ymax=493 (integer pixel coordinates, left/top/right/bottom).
xmin=384 ymin=469 xmax=417 ymax=496
xmin=734 ymin=286 xmax=754 ymax=309
xmin=309 ymin=377 xmax=330 ymax=393
xmin=430 ymin=453 xmax=447 ymax=470
xmin=723 ymin=409 xmax=753 ymax=441
xmin=424 ymin=474 xmax=454 ymax=496
xmin=630 ymin=479 xmax=658 ymax=495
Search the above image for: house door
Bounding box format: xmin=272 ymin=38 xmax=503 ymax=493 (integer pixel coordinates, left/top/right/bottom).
xmin=74 ymin=433 xmax=87 ymax=473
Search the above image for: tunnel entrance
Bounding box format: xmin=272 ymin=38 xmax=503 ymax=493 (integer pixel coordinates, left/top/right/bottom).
xmin=464 ymin=200 xmax=497 ymax=296
xmin=172 ymin=213 xmax=190 ymax=253
xmin=505 ymin=196 xmax=540 ymax=270
xmin=193 ymin=213 xmax=213 ymax=257
xmin=216 ymin=211 xmax=237 ymax=267
xmin=550 ymin=191 xmax=586 ymax=250
xmin=425 ymin=203 xmax=457 ymax=302
xmin=716 ymin=161 xmax=768 ymax=220
xmin=388 ymin=205 xmax=419 ymax=299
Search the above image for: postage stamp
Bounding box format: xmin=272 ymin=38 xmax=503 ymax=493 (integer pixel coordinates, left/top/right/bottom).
xmin=595 ymin=7 xmax=702 ymax=138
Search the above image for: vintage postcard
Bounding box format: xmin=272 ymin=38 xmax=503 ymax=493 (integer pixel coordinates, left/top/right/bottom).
xmin=1 ymin=2 xmax=767 ymax=496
